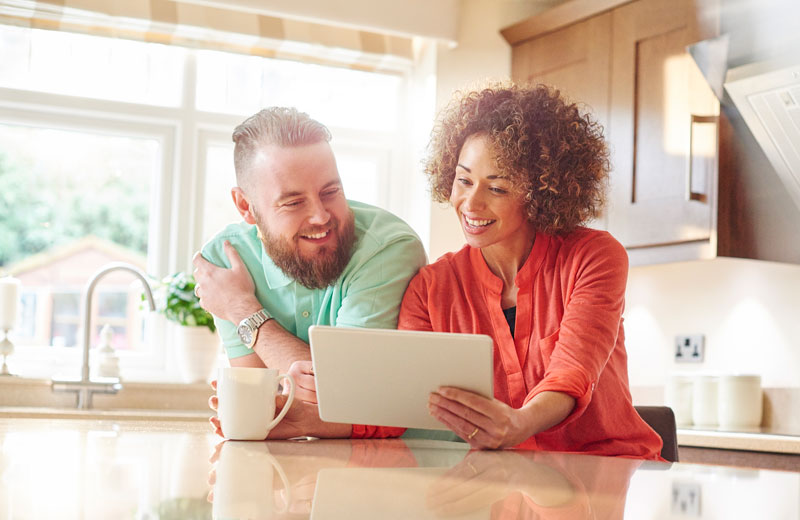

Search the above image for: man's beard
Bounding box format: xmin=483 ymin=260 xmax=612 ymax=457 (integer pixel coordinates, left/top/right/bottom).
xmin=255 ymin=210 xmax=356 ymax=290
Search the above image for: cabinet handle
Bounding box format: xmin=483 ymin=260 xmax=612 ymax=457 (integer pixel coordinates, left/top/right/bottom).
xmin=686 ymin=114 xmax=718 ymax=202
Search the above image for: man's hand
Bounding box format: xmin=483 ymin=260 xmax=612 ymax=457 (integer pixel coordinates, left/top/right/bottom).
xmin=287 ymin=360 xmax=317 ymax=404
xmin=192 ymin=240 xmax=260 ymax=323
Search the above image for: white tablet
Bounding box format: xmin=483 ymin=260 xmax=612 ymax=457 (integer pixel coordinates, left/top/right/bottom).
xmin=308 ymin=326 xmax=494 ymax=430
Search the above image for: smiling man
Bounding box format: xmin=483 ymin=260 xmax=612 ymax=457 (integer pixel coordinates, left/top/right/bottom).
xmin=192 ymin=108 xmax=426 ymax=437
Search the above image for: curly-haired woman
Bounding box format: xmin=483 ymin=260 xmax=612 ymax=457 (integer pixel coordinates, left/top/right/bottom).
xmin=399 ymin=83 xmax=663 ymax=459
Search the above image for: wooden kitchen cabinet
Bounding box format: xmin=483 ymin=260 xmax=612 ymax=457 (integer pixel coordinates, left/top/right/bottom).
xmin=503 ymin=0 xmax=722 ymax=264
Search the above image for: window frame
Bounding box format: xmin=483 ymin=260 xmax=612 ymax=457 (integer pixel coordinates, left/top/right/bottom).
xmin=0 ymin=29 xmax=416 ymax=382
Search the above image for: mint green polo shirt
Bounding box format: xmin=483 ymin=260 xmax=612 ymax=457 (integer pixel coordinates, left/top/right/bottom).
xmin=201 ymin=201 xmax=427 ymax=359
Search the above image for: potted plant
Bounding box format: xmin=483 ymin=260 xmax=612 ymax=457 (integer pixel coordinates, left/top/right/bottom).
xmin=152 ymin=272 xmax=220 ymax=383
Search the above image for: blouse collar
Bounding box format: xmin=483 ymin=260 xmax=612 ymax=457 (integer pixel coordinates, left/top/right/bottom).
xmin=469 ymin=232 xmax=551 ymax=295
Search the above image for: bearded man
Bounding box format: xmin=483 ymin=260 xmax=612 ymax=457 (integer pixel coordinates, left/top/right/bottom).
xmin=192 ymin=107 xmax=426 ymax=438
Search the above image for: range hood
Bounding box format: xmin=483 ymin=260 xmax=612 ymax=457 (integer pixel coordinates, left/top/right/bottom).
xmin=724 ymin=58 xmax=800 ymax=211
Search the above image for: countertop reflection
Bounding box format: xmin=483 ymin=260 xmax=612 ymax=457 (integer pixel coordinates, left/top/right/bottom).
xmin=0 ymin=418 xmax=798 ymax=519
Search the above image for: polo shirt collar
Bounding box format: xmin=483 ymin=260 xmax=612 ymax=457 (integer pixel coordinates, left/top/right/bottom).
xmin=259 ymin=242 xmax=294 ymax=289
xmin=469 ymin=232 xmax=551 ymax=294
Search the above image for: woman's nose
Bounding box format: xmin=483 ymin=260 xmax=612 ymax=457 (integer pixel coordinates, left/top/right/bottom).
xmin=462 ymin=189 xmax=486 ymax=211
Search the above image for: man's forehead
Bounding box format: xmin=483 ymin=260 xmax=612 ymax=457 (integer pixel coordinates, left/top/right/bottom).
xmin=249 ymin=142 xmax=340 ymax=198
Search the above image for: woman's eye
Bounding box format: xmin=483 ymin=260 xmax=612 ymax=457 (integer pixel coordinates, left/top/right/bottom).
xmin=457 ymin=177 xmax=472 ymax=185
xmin=490 ymin=187 xmax=507 ymax=194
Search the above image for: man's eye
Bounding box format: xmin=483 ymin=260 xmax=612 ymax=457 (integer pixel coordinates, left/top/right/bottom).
xmin=284 ymin=200 xmax=303 ymax=207
xmin=321 ymin=188 xmax=340 ymax=198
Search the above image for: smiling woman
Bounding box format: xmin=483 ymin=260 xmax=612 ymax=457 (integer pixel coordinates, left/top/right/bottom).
xmin=0 ymin=20 xmax=412 ymax=381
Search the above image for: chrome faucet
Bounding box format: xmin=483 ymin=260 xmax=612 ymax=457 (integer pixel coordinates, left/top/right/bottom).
xmin=52 ymin=262 xmax=156 ymax=409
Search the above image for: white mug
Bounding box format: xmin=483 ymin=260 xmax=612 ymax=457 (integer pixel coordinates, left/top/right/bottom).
xmin=718 ymin=374 xmax=762 ymax=430
xmin=212 ymin=441 xmax=291 ymax=519
xmin=217 ymin=367 xmax=295 ymax=440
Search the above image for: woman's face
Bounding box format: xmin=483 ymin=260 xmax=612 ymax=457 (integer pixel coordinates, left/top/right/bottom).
xmin=450 ymin=134 xmax=531 ymax=250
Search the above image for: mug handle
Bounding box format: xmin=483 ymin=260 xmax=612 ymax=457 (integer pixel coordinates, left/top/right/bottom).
xmin=267 ymin=453 xmax=291 ymax=514
xmin=267 ymin=373 xmax=295 ymax=431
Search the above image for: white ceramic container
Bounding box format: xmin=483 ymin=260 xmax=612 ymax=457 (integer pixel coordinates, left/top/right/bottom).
xmin=718 ymin=374 xmax=762 ymax=430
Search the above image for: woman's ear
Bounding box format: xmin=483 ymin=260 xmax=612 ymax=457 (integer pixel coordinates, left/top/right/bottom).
xmin=231 ymin=187 xmax=257 ymax=225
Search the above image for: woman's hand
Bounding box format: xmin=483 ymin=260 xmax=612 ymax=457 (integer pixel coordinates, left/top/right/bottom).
xmin=429 ymin=388 xmax=576 ymax=450
xmin=428 ymin=387 xmax=534 ymax=449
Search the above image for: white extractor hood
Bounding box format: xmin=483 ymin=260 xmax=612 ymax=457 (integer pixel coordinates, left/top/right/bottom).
xmin=724 ymin=59 xmax=800 ymax=211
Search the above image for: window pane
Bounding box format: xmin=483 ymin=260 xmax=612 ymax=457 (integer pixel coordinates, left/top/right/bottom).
xmin=98 ymin=292 xmax=128 ymax=318
xmin=196 ymin=50 xmax=402 ymax=131
xmin=0 ymin=25 xmax=185 ymax=107
xmin=201 ymin=144 xmax=242 ymax=245
xmin=51 ymin=293 xmax=80 ymax=317
xmin=337 ymin=155 xmax=380 ymax=206
xmin=0 ymin=124 xmax=158 ymax=352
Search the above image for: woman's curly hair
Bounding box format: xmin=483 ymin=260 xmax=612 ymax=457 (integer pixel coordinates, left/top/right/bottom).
xmin=425 ymin=83 xmax=610 ymax=235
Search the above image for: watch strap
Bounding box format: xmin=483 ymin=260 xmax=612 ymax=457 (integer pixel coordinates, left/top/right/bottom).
xmin=246 ymin=309 xmax=270 ymax=329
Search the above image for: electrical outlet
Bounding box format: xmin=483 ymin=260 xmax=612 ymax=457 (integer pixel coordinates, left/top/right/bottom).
xmin=675 ymin=334 xmax=705 ymax=363
xmin=671 ymin=481 xmax=702 ymax=516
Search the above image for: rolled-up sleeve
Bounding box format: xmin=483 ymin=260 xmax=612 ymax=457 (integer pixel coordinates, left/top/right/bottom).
xmin=523 ymin=234 xmax=628 ymax=428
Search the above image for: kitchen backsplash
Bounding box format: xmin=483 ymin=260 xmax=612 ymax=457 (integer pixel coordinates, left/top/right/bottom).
xmin=623 ymin=256 xmax=800 ymax=389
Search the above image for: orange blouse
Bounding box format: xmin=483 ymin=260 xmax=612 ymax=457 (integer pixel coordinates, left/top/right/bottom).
xmin=398 ymin=228 xmax=663 ymax=460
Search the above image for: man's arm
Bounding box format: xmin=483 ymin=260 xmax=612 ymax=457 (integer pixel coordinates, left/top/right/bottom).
xmin=192 ymin=240 xmax=309 ymax=373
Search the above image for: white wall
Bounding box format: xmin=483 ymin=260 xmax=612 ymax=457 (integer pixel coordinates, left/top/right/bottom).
xmin=624 ymin=257 xmax=800 ymax=389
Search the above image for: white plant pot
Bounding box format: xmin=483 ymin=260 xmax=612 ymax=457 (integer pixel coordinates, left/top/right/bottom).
xmin=174 ymin=325 xmax=221 ymax=384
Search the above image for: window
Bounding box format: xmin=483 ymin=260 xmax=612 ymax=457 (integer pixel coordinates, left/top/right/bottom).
xmin=0 ymin=24 xmax=413 ymax=381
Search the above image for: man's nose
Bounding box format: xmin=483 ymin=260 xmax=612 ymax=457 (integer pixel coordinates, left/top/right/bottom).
xmin=307 ymin=197 xmax=331 ymax=225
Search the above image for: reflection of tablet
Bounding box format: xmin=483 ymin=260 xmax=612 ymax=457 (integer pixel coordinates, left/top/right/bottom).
xmin=309 ymin=326 xmax=493 ymax=430
xmin=311 ymin=467 xmax=490 ymax=520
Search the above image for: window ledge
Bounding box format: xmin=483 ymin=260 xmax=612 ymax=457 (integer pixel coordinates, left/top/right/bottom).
xmin=0 ymin=377 xmax=212 ymax=412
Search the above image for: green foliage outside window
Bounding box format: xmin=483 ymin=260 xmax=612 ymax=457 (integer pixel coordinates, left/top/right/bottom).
xmin=0 ymin=147 xmax=150 ymax=267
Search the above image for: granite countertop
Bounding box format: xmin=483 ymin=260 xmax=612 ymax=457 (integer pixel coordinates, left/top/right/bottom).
xmin=2 ymin=417 xmax=798 ymax=519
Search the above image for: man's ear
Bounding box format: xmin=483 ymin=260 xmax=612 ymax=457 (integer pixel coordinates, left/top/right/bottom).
xmin=231 ymin=187 xmax=257 ymax=225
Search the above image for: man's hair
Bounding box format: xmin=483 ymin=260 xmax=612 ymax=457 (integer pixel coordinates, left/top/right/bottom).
xmin=232 ymin=107 xmax=332 ymax=187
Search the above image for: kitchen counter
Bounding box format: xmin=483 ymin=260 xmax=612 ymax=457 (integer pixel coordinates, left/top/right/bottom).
xmin=1 ymin=417 xmax=798 ymax=519
xmin=678 ymin=427 xmax=800 ymax=455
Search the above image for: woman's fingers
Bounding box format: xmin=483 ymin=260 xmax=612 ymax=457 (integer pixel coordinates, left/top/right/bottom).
xmin=429 ymin=391 xmax=492 ymax=432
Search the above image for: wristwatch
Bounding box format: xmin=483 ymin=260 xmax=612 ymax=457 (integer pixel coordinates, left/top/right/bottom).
xmin=237 ymin=309 xmax=272 ymax=349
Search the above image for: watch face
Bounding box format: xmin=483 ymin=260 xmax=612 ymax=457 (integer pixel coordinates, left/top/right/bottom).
xmin=237 ymin=324 xmax=253 ymax=346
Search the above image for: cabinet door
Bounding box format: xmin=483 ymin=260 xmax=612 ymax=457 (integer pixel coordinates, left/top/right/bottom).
xmin=511 ymin=13 xmax=612 ymax=228
xmin=606 ymin=0 xmax=719 ymax=248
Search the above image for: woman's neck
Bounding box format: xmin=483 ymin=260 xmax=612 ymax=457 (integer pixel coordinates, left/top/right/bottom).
xmin=480 ymin=226 xmax=537 ymax=302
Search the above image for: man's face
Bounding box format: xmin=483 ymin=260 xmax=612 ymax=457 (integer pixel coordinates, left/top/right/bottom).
xmin=243 ymin=141 xmax=356 ymax=289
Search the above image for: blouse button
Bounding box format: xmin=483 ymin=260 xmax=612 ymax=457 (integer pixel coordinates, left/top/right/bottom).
xmin=302 ymin=311 xmax=310 ymax=318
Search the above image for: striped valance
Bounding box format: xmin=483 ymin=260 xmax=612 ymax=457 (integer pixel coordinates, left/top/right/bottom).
xmin=0 ymin=0 xmax=414 ymax=72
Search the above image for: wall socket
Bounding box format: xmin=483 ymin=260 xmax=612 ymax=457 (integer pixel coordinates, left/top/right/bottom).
xmin=675 ymin=334 xmax=705 ymax=362
xmin=671 ymin=481 xmax=702 ymax=516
